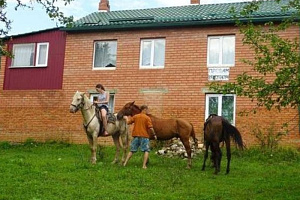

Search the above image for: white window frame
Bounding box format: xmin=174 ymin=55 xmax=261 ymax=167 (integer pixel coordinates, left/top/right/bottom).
xmin=35 ymin=42 xmax=49 ymax=67
xmin=139 ymin=38 xmax=165 ymax=69
xmin=11 ymin=42 xmax=49 ymax=68
xmin=205 ymin=94 xmax=236 ymax=125
xmin=89 ymin=93 xmax=115 ymax=113
xmin=11 ymin=43 xmax=35 ymax=68
xmin=207 ymin=35 xmax=235 ymax=67
xmin=93 ymin=40 xmax=117 ymax=71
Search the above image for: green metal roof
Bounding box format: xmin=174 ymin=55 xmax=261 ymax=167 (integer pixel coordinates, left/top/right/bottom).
xmin=63 ymin=0 xmax=295 ymax=32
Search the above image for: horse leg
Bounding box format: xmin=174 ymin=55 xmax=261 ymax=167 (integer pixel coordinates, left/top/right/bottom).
xmin=218 ymin=146 xmax=222 ymax=173
xmin=202 ymin=141 xmax=209 ymax=171
xmin=181 ymin=137 xmax=192 ymax=169
xmin=225 ymin=140 xmax=231 ymax=174
xmin=112 ymin=133 xmax=121 ymax=164
xmin=212 ymin=142 xmax=220 ymax=174
xmin=87 ymin=134 xmax=97 ymax=164
xmin=120 ymin=130 xmax=129 ymax=164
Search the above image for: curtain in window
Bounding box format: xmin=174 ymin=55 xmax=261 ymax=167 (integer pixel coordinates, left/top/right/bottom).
xmin=37 ymin=44 xmax=48 ymax=65
xmin=153 ymin=40 xmax=165 ymax=66
xmin=208 ymin=38 xmax=220 ymax=65
xmin=12 ymin=44 xmax=35 ymax=67
xmin=141 ymin=41 xmax=151 ymax=66
xmin=94 ymin=41 xmax=117 ymax=68
xmin=222 ymin=37 xmax=235 ymax=65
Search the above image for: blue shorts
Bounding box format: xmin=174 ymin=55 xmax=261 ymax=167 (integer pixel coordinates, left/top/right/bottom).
xmin=98 ymin=105 xmax=109 ymax=113
xmin=130 ymin=137 xmax=150 ymax=152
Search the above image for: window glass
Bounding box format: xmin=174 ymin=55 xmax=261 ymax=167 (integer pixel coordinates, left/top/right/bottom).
xmin=221 ymin=96 xmax=234 ymax=124
xmin=94 ymin=41 xmax=117 ymax=68
xmin=208 ymin=36 xmax=235 ymax=66
xmin=153 ymin=39 xmax=165 ymax=66
xmin=37 ymin=43 xmax=48 ymax=66
xmin=141 ymin=41 xmax=152 ymax=66
xmin=140 ymin=39 xmax=165 ymax=68
xmin=208 ymin=38 xmax=220 ymax=65
xmin=208 ymin=96 xmax=219 ymax=116
xmin=222 ymin=36 xmax=235 ymax=65
xmin=12 ymin=44 xmax=35 ymax=67
xmin=206 ymin=94 xmax=235 ymax=124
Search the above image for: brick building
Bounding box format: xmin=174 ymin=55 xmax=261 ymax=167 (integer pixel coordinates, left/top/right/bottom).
xmin=0 ymin=0 xmax=299 ymax=146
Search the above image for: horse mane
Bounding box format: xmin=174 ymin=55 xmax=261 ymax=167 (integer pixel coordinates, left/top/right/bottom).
xmin=82 ymin=92 xmax=94 ymax=110
xmin=132 ymin=104 xmax=140 ymax=111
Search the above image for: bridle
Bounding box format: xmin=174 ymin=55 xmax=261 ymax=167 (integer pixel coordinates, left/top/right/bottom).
xmin=70 ymin=100 xmax=84 ymax=112
xmin=70 ymin=95 xmax=96 ymax=132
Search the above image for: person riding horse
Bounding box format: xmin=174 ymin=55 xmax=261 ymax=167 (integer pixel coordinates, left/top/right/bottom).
xmin=94 ymin=84 xmax=110 ymax=136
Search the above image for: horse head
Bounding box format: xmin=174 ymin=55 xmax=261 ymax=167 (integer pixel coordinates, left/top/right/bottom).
xmin=117 ymin=101 xmax=136 ymax=120
xmin=70 ymin=91 xmax=85 ymax=113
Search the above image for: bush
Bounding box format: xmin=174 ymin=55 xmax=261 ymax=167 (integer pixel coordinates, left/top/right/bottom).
xmin=251 ymin=122 xmax=286 ymax=151
xmin=0 ymin=141 xmax=12 ymax=149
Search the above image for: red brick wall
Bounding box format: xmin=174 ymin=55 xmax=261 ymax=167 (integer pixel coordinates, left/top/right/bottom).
xmin=0 ymin=25 xmax=299 ymax=146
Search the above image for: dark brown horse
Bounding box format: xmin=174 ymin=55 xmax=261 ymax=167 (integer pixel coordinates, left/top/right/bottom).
xmin=202 ymin=114 xmax=244 ymax=174
xmin=117 ymin=101 xmax=198 ymax=168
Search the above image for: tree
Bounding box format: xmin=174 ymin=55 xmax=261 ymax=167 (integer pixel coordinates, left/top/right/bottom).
xmin=209 ymin=0 xmax=300 ymax=129
xmin=0 ymin=0 xmax=74 ymax=56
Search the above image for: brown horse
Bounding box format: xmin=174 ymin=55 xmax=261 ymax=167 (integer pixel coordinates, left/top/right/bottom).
xmin=202 ymin=114 xmax=244 ymax=174
xmin=70 ymin=91 xmax=129 ymax=164
xmin=117 ymin=101 xmax=198 ymax=169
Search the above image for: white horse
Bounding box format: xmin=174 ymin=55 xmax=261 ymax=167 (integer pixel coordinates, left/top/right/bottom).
xmin=69 ymin=91 xmax=129 ymax=164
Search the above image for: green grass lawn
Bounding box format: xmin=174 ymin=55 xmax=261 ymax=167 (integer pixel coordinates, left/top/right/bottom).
xmin=0 ymin=141 xmax=299 ymax=200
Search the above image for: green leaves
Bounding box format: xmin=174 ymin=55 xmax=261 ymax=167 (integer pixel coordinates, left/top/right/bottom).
xmin=210 ymin=0 xmax=300 ymax=113
xmin=0 ymin=0 xmax=74 ymax=57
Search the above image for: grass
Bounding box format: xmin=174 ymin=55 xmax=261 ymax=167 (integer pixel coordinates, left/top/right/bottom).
xmin=0 ymin=140 xmax=299 ymax=200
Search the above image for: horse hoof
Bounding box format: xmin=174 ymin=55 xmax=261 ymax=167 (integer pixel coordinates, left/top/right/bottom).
xmin=111 ymin=160 xmax=118 ymax=165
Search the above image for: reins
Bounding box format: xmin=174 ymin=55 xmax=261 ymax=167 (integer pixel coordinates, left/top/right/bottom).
xmin=81 ymin=100 xmax=97 ymax=132
xmin=83 ymin=114 xmax=96 ymax=132
xmin=71 ymin=94 xmax=97 ymax=132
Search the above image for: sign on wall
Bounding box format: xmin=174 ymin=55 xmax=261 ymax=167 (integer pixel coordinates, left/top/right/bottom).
xmin=208 ymin=68 xmax=230 ymax=81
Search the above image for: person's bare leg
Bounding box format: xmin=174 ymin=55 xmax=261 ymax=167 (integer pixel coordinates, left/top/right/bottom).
xmin=101 ymin=109 xmax=109 ymax=136
xmin=123 ymin=151 xmax=133 ymax=166
xmin=142 ymin=152 xmax=149 ymax=169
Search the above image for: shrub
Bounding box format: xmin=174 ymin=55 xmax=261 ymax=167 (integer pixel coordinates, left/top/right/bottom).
xmin=251 ymin=122 xmax=286 ymax=151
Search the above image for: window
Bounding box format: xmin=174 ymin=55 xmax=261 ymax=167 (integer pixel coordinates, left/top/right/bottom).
xmin=140 ymin=38 xmax=165 ymax=69
xmin=205 ymin=94 xmax=236 ymax=124
xmin=93 ymin=41 xmax=117 ymax=69
xmin=11 ymin=43 xmax=49 ymax=67
xmin=36 ymin=43 xmax=49 ymax=66
xmin=207 ymin=35 xmax=235 ymax=67
xmin=90 ymin=93 xmax=115 ymax=113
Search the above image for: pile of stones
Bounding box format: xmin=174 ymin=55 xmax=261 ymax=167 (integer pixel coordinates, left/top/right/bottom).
xmin=155 ymin=138 xmax=204 ymax=159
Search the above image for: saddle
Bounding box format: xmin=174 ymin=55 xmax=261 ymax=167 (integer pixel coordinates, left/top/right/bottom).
xmin=95 ymin=106 xmax=116 ymax=137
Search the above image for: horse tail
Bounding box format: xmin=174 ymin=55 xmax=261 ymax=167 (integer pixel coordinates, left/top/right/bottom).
xmin=222 ymin=120 xmax=244 ymax=149
xmin=190 ymin=123 xmax=198 ymax=149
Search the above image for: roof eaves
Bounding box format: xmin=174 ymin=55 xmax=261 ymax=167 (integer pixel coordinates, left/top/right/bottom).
xmin=61 ymin=15 xmax=292 ymax=32
xmin=3 ymin=27 xmax=61 ymax=40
